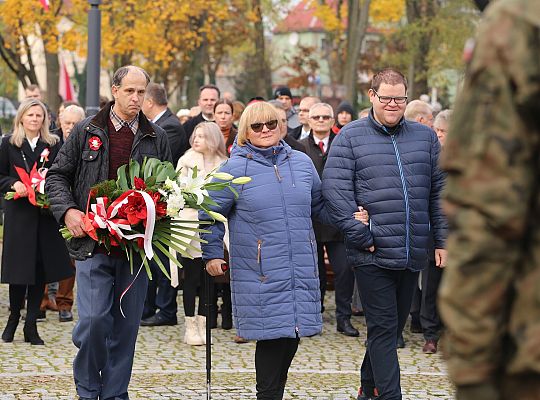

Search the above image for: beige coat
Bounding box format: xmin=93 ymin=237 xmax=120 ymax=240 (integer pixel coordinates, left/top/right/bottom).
xmin=175 ymin=149 xmax=228 ymax=258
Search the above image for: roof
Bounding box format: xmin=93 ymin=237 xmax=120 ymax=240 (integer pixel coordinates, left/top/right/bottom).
xmin=273 ymin=0 xmax=338 ymax=34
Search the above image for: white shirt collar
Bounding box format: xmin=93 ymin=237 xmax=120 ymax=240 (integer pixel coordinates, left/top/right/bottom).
xmin=152 ymin=109 xmax=167 ymax=124
xmin=313 ymin=135 xmax=330 ymax=149
xmin=27 ymin=136 xmax=40 ymax=151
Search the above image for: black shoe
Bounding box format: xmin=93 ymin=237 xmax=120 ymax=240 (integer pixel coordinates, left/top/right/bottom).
xmin=410 ymin=323 xmax=423 ymax=333
xmin=397 ymin=334 xmax=405 ymax=349
xmin=352 ymin=308 xmax=364 ymax=316
xmin=2 ymin=313 xmax=20 ymax=343
xmin=23 ymin=322 xmax=44 ymax=345
xmin=37 ymin=310 xmax=46 ymax=321
xmin=59 ymin=310 xmax=73 ymax=322
xmin=357 ymin=386 xmax=379 ymax=399
xmin=337 ymin=319 xmax=359 ymax=337
xmin=221 ymin=307 xmax=232 ymax=330
xmin=78 ymin=397 xmax=98 ymax=400
xmin=140 ymin=313 xmax=177 ymax=327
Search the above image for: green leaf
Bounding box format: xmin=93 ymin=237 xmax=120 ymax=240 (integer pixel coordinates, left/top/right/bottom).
xmin=152 ymin=250 xmax=171 ymax=280
xmin=129 ymin=159 xmax=141 ymax=187
xmin=153 ymin=241 xmax=188 ymax=269
xmin=117 ymin=165 xmax=129 ymax=191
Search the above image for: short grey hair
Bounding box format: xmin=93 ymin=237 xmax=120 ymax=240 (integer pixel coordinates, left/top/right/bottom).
xmin=434 ymin=109 xmax=452 ymax=126
xmin=111 ymin=65 xmax=150 ymax=87
xmin=267 ymin=99 xmax=285 ymax=110
xmin=63 ymin=105 xmax=86 ymax=120
xmin=145 ymin=83 xmax=168 ymax=106
xmin=404 ymin=100 xmax=433 ymax=121
xmin=309 ymin=102 xmax=334 ymax=118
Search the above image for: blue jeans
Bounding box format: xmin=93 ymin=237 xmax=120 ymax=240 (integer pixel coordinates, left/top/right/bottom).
xmin=73 ymin=254 xmax=148 ymax=400
xmin=354 ymin=264 xmax=419 ymax=400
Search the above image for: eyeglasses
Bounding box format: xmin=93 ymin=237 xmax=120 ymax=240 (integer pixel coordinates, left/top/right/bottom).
xmin=250 ymin=120 xmax=278 ymax=132
xmin=310 ymin=115 xmax=333 ymax=121
xmin=298 ymin=108 xmax=310 ymax=113
xmin=371 ymin=89 xmax=407 ymax=105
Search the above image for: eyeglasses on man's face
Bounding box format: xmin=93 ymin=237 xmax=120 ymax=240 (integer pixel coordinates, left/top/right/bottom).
xmin=310 ymin=115 xmax=333 ymax=121
xmin=250 ymin=120 xmax=278 ymax=132
xmin=371 ymin=89 xmax=407 ymax=105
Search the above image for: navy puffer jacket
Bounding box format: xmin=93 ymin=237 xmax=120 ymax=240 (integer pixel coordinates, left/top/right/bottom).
xmin=322 ymin=112 xmax=446 ymax=271
xmin=200 ymin=140 xmax=324 ymax=340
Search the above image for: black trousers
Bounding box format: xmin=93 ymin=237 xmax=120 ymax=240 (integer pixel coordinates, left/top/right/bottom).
xmin=420 ymin=261 xmax=443 ymax=340
xmin=255 ymin=337 xmax=299 ymax=400
xmin=317 ymin=241 xmax=355 ymax=322
xmin=143 ymin=250 xmax=178 ymax=320
xmin=355 ymin=264 xmax=418 ymax=400
xmin=182 ymin=257 xmax=213 ymax=317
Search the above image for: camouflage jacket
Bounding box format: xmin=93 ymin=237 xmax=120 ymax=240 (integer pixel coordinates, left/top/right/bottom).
xmin=438 ymin=0 xmax=540 ymax=387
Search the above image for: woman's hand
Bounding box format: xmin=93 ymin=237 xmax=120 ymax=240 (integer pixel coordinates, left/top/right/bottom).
xmin=353 ymin=206 xmax=369 ymax=225
xmin=205 ymin=258 xmax=227 ymax=276
xmin=13 ymin=181 xmax=28 ymax=198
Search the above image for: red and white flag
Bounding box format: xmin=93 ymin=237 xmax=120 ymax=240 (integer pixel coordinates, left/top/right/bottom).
xmin=59 ymin=59 xmax=75 ymax=101
xmin=39 ymin=0 xmax=50 ymax=11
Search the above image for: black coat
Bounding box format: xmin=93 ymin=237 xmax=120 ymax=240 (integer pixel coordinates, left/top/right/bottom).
xmin=155 ymin=108 xmax=188 ymax=165
xmin=45 ymin=101 xmax=172 ymax=260
xmin=0 ymin=136 xmax=72 ymax=285
xmin=182 ymin=112 xmax=206 ymax=146
xmin=300 ymin=132 xmax=342 ymax=243
xmin=288 ymin=125 xmax=302 ymax=140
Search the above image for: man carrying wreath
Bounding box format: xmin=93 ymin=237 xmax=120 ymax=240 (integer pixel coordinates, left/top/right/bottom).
xmin=46 ymin=65 xmax=172 ymax=400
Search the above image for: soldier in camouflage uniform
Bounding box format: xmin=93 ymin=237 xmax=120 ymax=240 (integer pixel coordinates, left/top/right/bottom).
xmin=438 ymin=1 xmax=540 ymax=399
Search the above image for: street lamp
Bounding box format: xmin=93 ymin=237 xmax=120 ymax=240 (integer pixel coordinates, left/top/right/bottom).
xmin=86 ymin=0 xmax=102 ymax=116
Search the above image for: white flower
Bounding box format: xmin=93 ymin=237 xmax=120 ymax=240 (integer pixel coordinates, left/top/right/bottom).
xmin=166 ymin=193 xmax=186 ymax=217
xmin=178 ymin=174 xmax=208 ymax=205
xmin=212 ymin=172 xmax=234 ymax=181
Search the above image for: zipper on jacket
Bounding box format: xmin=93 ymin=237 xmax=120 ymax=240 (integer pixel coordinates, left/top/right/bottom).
xmin=390 ymin=134 xmax=410 ymax=264
xmin=273 ymin=149 xmax=283 ymax=182
xmin=310 ymin=238 xmax=318 ymax=277
xmin=256 ymin=239 xmax=265 ymax=279
xmin=273 ymin=152 xmax=299 ymax=334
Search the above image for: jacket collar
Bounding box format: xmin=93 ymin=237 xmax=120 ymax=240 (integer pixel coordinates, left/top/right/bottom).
xmin=368 ymin=109 xmax=405 ymax=136
xmin=89 ymin=101 xmax=156 ymax=137
xmin=232 ymin=139 xmax=292 ymax=164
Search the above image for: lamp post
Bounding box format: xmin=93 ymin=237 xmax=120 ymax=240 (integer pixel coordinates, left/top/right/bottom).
xmin=85 ymin=0 xmax=102 ymax=116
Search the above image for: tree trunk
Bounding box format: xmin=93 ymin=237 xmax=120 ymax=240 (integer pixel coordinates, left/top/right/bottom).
xmin=406 ymin=0 xmax=438 ymax=99
xmin=251 ymin=0 xmax=271 ymax=99
xmin=44 ymin=50 xmax=60 ymax=112
xmin=186 ymin=44 xmax=206 ymax=106
xmin=343 ymin=0 xmax=370 ymax=106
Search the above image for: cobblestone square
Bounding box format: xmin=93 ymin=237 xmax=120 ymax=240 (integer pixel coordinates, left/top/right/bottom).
xmin=0 ymin=285 xmax=454 ymax=399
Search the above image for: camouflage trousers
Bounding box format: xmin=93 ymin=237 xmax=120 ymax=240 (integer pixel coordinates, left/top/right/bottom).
xmin=456 ymin=374 xmax=540 ymax=400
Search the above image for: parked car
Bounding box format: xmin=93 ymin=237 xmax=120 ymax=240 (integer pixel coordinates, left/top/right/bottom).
xmin=0 ymin=97 xmax=17 ymax=119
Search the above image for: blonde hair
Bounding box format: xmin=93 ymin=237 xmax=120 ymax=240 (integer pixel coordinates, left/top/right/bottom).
xmin=237 ymin=102 xmax=282 ymax=146
xmin=190 ymin=122 xmax=227 ymax=159
xmin=11 ymin=98 xmax=58 ymax=148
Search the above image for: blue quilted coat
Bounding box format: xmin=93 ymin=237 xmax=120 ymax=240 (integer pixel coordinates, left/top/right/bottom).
xmin=322 ymin=112 xmax=446 ymax=271
xmin=200 ymin=140 xmax=324 ymax=340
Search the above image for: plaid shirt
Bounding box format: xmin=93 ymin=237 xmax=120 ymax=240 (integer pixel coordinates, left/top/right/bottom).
xmin=109 ymin=107 xmax=139 ymax=135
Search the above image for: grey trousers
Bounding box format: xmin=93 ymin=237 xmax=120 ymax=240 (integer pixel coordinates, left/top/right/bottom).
xmin=73 ymin=253 xmax=148 ymax=400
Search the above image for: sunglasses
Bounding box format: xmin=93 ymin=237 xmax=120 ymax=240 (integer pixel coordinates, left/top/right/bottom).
xmin=310 ymin=115 xmax=333 ymax=121
xmin=250 ymin=120 xmax=278 ymax=132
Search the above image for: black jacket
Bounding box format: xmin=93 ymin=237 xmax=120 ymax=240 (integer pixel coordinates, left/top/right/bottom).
xmin=288 ymin=124 xmax=303 ymax=140
xmin=182 ymin=112 xmax=206 ymax=146
xmin=284 ymin=134 xmax=305 ymax=153
xmin=45 ymin=101 xmax=172 ymax=260
xmin=155 ymin=108 xmax=188 ymax=165
xmin=300 ymin=132 xmax=342 ymax=243
xmin=0 ymin=136 xmax=73 ymax=284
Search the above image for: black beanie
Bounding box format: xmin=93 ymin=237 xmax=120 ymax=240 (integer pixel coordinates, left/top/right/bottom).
xmin=336 ymin=101 xmax=354 ymax=116
xmin=274 ymin=86 xmax=292 ymax=99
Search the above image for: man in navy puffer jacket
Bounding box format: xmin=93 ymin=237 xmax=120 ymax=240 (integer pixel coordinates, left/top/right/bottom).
xmin=322 ymin=68 xmax=447 ymax=400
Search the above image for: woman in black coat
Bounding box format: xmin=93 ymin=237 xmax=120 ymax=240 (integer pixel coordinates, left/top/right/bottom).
xmin=0 ymin=98 xmax=73 ymax=345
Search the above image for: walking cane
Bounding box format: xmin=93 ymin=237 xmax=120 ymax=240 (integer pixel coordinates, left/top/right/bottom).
xmin=205 ymin=262 xmax=228 ymax=400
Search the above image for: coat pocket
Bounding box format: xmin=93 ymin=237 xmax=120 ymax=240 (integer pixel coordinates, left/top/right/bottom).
xmin=256 ymin=239 xmax=266 ymax=280
xmin=82 ymin=149 xmax=100 ymax=162
xmin=310 ymin=235 xmax=319 ymax=277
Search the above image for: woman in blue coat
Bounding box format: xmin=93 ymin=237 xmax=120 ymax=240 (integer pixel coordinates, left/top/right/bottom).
xmin=202 ymin=101 xmax=325 ymax=400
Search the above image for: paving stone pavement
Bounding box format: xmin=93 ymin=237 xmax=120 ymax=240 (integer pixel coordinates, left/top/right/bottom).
xmin=0 ymin=284 xmax=455 ymax=399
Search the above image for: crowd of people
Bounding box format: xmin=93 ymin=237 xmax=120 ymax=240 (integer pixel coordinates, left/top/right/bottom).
xmin=0 ymin=65 xmax=453 ymax=400
xmin=1 ymin=1 xmax=538 ymax=400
